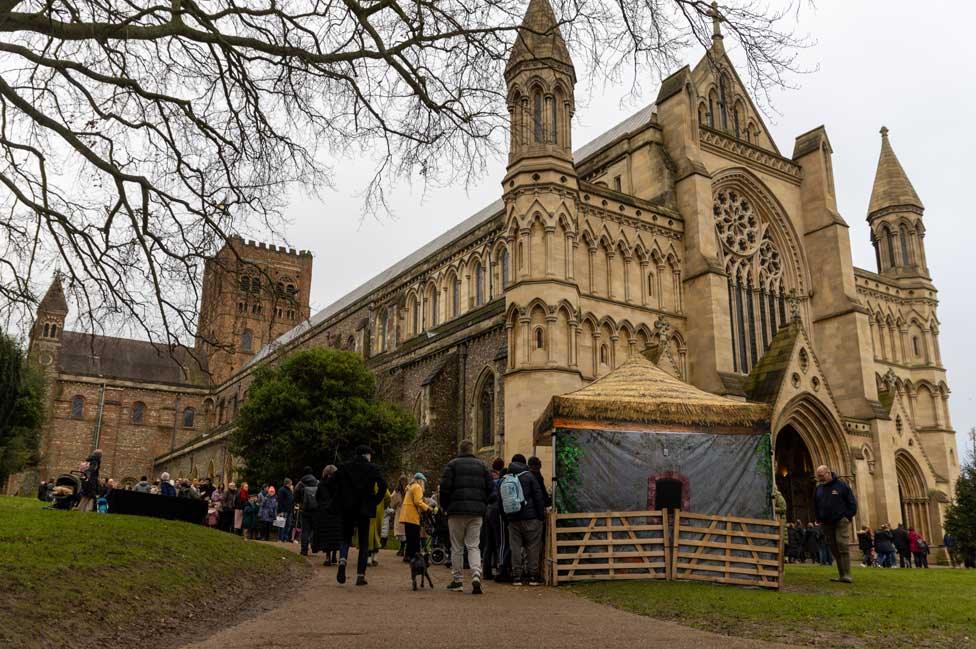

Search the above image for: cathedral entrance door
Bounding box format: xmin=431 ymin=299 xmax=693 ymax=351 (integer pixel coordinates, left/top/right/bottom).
xmin=654 ymin=479 xmax=683 ymax=511
xmin=774 ymin=425 xmax=815 ymax=524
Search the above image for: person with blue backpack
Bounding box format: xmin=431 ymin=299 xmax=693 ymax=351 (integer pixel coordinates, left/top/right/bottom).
xmin=501 ymin=454 xmax=546 ymax=586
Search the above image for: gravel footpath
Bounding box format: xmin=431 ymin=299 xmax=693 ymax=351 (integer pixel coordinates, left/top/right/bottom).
xmin=179 ymin=546 xmax=795 ymax=649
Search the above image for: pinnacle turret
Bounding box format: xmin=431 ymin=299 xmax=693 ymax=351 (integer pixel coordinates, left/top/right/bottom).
xmin=505 ymin=0 xmax=575 ymax=81
xmin=867 ymin=126 xmax=923 ymax=220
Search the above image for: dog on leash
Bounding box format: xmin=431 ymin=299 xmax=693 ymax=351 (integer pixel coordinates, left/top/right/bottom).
xmin=410 ymin=553 xmax=434 ymax=591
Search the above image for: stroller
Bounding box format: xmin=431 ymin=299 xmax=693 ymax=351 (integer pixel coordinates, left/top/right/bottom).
xmin=49 ymin=472 xmax=83 ymax=510
xmin=421 ymin=510 xmax=450 ymax=566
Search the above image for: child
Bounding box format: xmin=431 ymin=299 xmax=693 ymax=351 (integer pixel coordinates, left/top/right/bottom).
xmin=242 ymin=496 xmax=260 ymax=540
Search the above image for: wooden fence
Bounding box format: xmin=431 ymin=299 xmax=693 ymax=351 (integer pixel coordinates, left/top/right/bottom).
xmin=549 ymin=511 xmax=670 ymax=585
xmin=547 ymin=510 xmax=783 ymax=589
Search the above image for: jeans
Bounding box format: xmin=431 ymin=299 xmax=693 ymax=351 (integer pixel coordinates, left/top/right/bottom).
xmin=819 ymin=544 xmax=833 ymax=565
xmin=340 ymin=515 xmax=372 ymax=576
xmin=299 ymin=512 xmax=315 ymax=554
xmin=898 ymin=550 xmax=912 ymax=567
xmin=278 ymin=511 xmax=293 ymax=542
xmin=880 ymin=551 xmax=896 ymax=567
xmin=913 ymin=552 xmax=929 ymax=568
xmin=449 ymin=515 xmax=483 ymax=582
xmin=508 ymin=519 xmax=543 ymax=581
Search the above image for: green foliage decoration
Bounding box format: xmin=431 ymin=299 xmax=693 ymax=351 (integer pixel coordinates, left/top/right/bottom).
xmin=555 ymin=431 xmax=584 ymax=513
xmin=231 ymin=347 xmax=417 ymax=485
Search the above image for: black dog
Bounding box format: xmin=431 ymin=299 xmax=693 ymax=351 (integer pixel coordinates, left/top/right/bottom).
xmin=410 ymin=553 xmax=434 ymax=591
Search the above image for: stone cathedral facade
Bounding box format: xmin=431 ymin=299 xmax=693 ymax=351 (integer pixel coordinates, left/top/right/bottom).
xmin=15 ymin=0 xmax=958 ymax=544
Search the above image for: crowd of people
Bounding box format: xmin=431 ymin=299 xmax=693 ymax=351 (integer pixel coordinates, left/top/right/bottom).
xmin=40 ymin=448 xmax=974 ymax=585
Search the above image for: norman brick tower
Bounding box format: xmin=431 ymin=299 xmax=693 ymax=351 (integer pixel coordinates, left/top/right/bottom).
xmin=195 ymin=237 xmax=313 ymax=385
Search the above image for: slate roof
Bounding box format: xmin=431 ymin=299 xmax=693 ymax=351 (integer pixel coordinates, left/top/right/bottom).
xmin=59 ymin=331 xmax=209 ymax=387
xmin=743 ymin=322 xmax=801 ymax=404
xmin=868 ymin=127 xmax=923 ymax=216
xmin=247 ymin=100 xmax=659 ymax=370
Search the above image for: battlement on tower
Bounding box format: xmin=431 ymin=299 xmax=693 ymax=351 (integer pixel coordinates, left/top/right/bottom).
xmin=227 ymin=235 xmax=312 ymax=258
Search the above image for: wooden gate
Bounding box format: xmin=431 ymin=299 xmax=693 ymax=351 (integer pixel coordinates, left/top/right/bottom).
xmin=549 ymin=511 xmax=670 ymax=585
xmin=671 ymin=511 xmax=784 ymax=588
xmin=546 ymin=510 xmax=783 ymax=589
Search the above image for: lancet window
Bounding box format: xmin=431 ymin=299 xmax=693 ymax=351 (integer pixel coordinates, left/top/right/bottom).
xmin=714 ymin=189 xmax=790 ymax=374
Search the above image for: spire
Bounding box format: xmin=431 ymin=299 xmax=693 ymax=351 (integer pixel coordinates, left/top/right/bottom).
xmin=868 ymin=126 xmax=923 ymax=218
xmin=38 ymin=273 xmax=68 ymax=314
xmin=505 ymin=0 xmax=575 ymax=80
xmin=708 ymin=1 xmax=725 ymax=55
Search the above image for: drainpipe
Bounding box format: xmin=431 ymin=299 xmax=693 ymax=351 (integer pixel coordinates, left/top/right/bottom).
xmin=92 ymin=382 xmax=106 ymax=451
xmin=171 ymin=394 xmax=181 ymax=451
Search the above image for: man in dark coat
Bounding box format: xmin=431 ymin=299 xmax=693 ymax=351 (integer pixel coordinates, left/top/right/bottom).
xmin=276 ymin=478 xmax=295 ymax=542
xmin=78 ymin=449 xmax=102 ymax=512
xmin=335 ymin=445 xmax=387 ymax=586
xmin=505 ymin=454 xmax=546 ymax=586
xmin=814 ymin=465 xmax=857 ymax=583
xmin=440 ymin=439 xmax=493 ymax=594
xmin=294 ymin=468 xmax=319 ymax=555
xmin=893 ymin=523 xmax=912 ymax=568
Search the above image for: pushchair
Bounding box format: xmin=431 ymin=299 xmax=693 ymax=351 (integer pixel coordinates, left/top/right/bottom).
xmin=420 ymin=510 xmax=449 ymax=566
xmin=49 ymin=471 xmax=83 ymax=510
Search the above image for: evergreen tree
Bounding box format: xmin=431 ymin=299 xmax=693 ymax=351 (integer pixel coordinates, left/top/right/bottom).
xmin=0 ymin=335 xmax=46 ymax=486
xmin=231 ymin=347 xmax=417 ymax=485
xmin=945 ymin=432 xmax=976 ymax=557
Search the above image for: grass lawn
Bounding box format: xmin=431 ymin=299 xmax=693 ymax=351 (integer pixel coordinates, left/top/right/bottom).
xmin=573 ymin=563 xmax=976 ymax=648
xmin=0 ymin=496 xmax=306 ymax=649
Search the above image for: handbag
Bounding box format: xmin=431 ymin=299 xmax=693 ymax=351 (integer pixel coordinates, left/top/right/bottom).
xmin=273 ymin=514 xmax=287 ymax=528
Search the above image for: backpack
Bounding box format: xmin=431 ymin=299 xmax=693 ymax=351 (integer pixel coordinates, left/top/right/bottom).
xmin=499 ymin=472 xmax=526 ymax=515
xmin=300 ymin=480 xmax=319 ymax=511
xmin=918 ymin=539 xmax=929 ymax=554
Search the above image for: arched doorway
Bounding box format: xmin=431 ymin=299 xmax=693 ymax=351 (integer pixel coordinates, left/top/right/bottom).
xmin=895 ymin=451 xmax=930 ymax=538
xmin=774 ymin=425 xmax=815 ymax=524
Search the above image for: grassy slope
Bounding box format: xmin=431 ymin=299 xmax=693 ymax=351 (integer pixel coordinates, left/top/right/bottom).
xmin=0 ymin=496 xmax=305 ymax=649
xmin=573 ymin=564 xmax=976 ymax=648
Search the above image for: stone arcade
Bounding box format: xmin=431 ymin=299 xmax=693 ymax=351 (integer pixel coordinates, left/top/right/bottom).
xmin=15 ymin=0 xmax=959 ymax=545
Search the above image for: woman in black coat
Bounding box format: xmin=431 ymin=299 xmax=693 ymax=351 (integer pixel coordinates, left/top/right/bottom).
xmin=312 ymin=466 xmax=343 ymax=566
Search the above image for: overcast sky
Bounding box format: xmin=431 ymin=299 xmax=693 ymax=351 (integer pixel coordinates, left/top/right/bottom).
xmin=273 ymin=2 xmax=976 ymax=457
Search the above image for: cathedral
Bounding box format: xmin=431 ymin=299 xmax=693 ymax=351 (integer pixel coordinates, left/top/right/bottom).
xmin=14 ymin=0 xmax=958 ymax=545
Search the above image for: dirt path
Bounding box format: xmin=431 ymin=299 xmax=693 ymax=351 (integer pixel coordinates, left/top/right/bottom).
xmin=180 ymin=545 xmax=795 ymax=649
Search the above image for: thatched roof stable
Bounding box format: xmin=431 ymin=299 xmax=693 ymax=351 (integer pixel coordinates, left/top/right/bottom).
xmin=534 ymin=355 xmax=770 ymax=442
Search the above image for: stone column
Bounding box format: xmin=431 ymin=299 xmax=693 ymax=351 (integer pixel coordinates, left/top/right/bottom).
xmin=640 ymin=260 xmax=649 ymax=306
xmin=569 ymin=320 xmax=579 ymax=367
xmin=607 ymin=252 xmax=616 ymax=299
xmin=546 ymin=313 xmax=557 ymax=366
xmin=545 ymin=225 xmax=555 ymax=277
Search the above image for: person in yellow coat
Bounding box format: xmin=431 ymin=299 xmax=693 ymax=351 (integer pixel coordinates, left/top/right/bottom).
xmin=367 ymin=487 xmax=391 ymax=566
xmin=399 ymin=473 xmax=431 ymax=560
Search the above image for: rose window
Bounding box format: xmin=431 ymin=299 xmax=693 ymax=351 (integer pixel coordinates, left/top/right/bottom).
xmin=714 ymin=190 xmax=760 ymax=256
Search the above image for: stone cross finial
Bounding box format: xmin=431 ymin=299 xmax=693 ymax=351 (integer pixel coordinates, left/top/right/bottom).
xmin=880 ymin=126 xmax=889 ymax=138
xmin=709 ymin=1 xmax=723 ymax=38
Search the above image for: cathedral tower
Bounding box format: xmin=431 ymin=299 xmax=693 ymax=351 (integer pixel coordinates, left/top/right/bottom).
xmin=868 ymin=127 xmax=929 ymax=280
xmin=501 ymin=0 xmax=582 ymax=464
xmin=195 ymin=237 xmax=313 ymax=385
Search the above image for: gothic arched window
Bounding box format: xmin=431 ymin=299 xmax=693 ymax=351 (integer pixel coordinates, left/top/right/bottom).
xmin=452 ymin=278 xmax=461 ymax=317
xmin=474 ymin=262 xmax=485 ymax=306
xmin=50 ymin=324 xmax=58 ymax=338
xmin=43 ymin=323 xmax=49 ymax=337
xmin=429 ymin=285 xmax=439 ymax=327
xmin=714 ymin=189 xmax=789 ymax=374
xmin=412 ymin=295 xmax=420 ymax=334
xmin=379 ymin=309 xmax=388 ymax=352
xmin=899 ymin=224 xmax=911 ymax=267
xmin=240 ymin=276 xmax=250 ymax=292
xmin=535 ymin=328 xmax=545 ymax=349
xmin=885 ymin=227 xmax=896 ymax=269
xmin=183 ymin=407 xmax=196 ymax=428
xmin=70 ymin=395 xmax=85 ymax=419
xmin=241 ymin=329 xmax=253 ymax=352
xmin=478 ymin=374 xmax=495 ymax=448
xmin=533 ymin=90 xmax=544 ymax=143
xmin=500 ymin=248 xmax=510 ymax=288
xmin=131 ymin=401 xmax=146 ymax=425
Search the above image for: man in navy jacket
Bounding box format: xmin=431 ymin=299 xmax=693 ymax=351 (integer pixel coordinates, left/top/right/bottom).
xmin=814 ymin=465 xmax=857 ymax=583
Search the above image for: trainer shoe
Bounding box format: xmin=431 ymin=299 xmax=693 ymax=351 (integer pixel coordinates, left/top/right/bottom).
xmin=446 ymin=580 xmax=464 ymax=592
xmin=356 ymin=575 xmax=368 ymax=586
xmin=336 ymin=560 xmax=347 ymax=584
xmin=511 ymin=578 xmax=523 ymax=587
xmin=528 ymin=577 xmax=542 ymax=586
xmin=471 ymin=578 xmax=483 ymax=595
